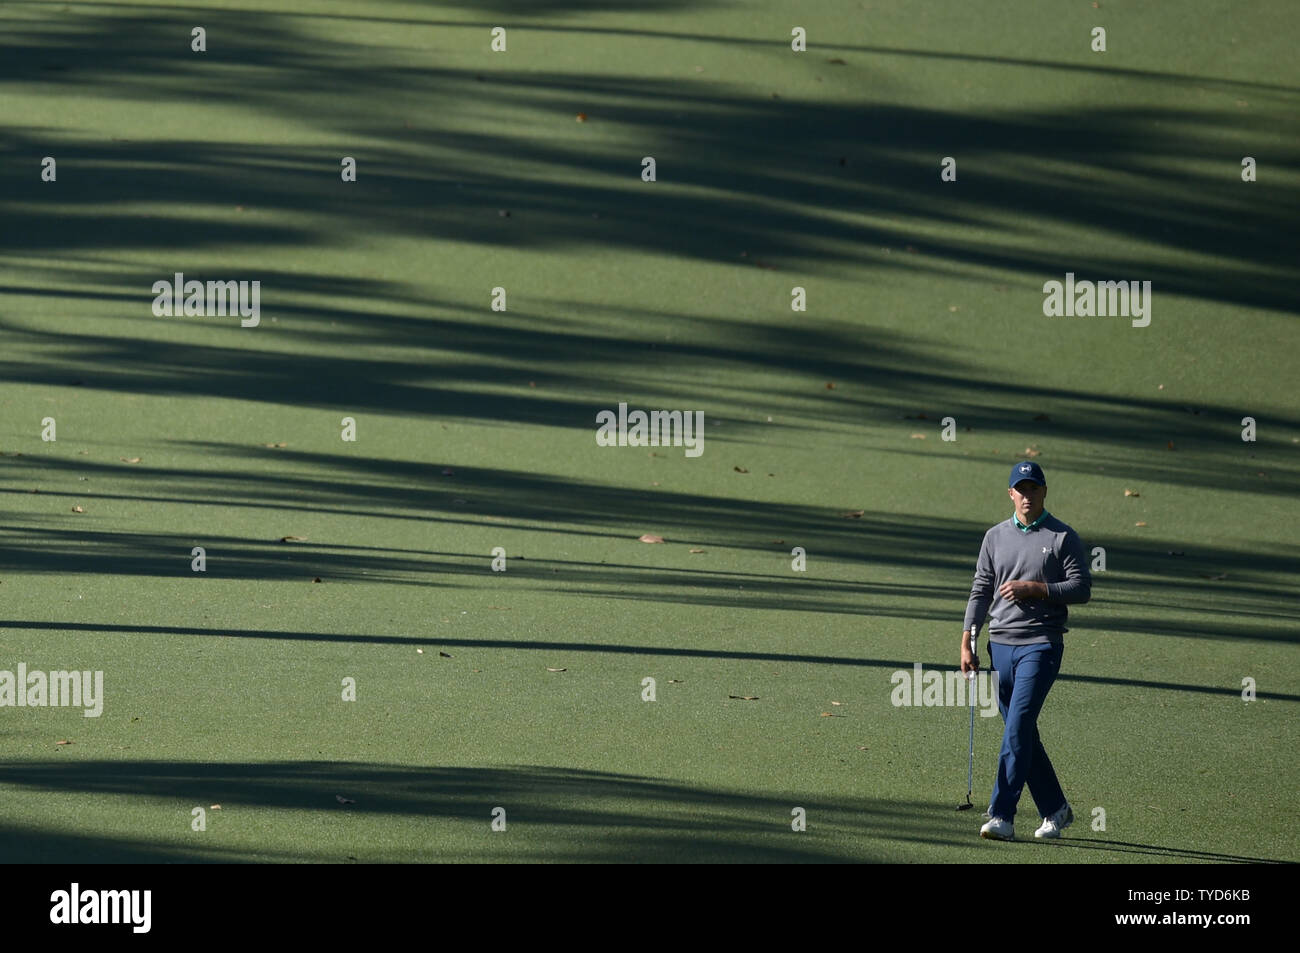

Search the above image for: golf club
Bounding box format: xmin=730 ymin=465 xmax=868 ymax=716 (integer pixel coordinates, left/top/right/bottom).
xmin=957 ymin=626 xmax=978 ymax=811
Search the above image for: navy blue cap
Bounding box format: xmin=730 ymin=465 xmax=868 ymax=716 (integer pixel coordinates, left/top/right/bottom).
xmin=1009 ymin=461 xmax=1046 ymax=488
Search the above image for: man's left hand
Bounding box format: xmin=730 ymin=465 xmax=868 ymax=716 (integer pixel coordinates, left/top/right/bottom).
xmin=999 ymin=579 xmax=1046 ymax=602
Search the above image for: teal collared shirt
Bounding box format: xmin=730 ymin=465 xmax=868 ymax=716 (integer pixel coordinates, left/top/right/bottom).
xmin=1013 ymin=509 xmax=1051 ymax=532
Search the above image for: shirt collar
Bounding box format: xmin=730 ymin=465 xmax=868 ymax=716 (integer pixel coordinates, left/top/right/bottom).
xmin=1013 ymin=509 xmax=1050 ymax=532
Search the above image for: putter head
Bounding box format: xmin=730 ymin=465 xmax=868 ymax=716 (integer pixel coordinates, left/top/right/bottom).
xmin=956 ymin=797 xmax=974 ymax=811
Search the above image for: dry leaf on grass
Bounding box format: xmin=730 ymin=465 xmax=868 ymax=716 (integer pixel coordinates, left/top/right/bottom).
xmin=335 ymin=795 xmax=356 ymax=805
xmin=668 ymin=679 xmax=683 ymax=683
xmin=638 ymin=534 xmax=665 ymax=543
xmin=120 ymin=457 xmax=142 ymax=464
xmin=689 ymin=548 xmax=705 ymax=554
xmin=841 ymin=510 xmax=864 ymax=519
xmin=1124 ymin=489 xmax=1139 ymax=497
xmin=1023 ymin=447 xmax=1040 ymax=458
xmin=55 ymin=739 xmax=73 ymax=746
xmin=210 ymin=804 xmax=222 ymax=810
xmin=416 ymin=649 xmax=424 ymax=654
xmin=546 ymin=667 xmax=567 ymax=672
xmin=728 ymin=695 xmax=759 ymax=701
xmin=909 ymin=433 xmax=926 ymax=439
xmin=71 ymin=506 xmax=84 ymax=513
xmin=1135 ymin=521 xmax=1148 ymax=527
xmin=733 ymin=466 xmax=749 ymax=473
xmin=825 ymin=382 xmax=836 ymax=390
xmin=280 ymin=535 xmax=307 ymax=542
xmin=262 ymin=442 xmax=287 ymax=448
xmin=439 ymin=651 xmax=453 ymax=658
xmin=831 ymin=701 xmax=842 ymax=706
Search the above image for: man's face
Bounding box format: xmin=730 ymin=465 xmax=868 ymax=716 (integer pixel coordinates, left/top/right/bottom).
xmin=1009 ymin=480 xmax=1047 ymax=520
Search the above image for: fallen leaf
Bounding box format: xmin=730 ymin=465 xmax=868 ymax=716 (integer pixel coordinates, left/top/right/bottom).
xmin=668 ymin=679 xmax=683 ymax=683
xmin=841 ymin=510 xmax=864 ymax=519
xmin=280 ymin=535 xmax=307 ymax=542
xmin=820 ymin=712 xmax=832 ymax=717
xmin=856 ymin=745 xmax=870 ymax=751
xmin=575 ymin=112 xmax=588 ymax=122
xmin=825 ymin=382 xmax=836 ymax=389
xmin=262 ymin=442 xmax=287 ymax=448
xmin=1166 ymin=441 xmax=1175 ymax=450
xmin=910 ymin=433 xmax=926 ymax=439
xmin=831 ymin=701 xmax=842 ymax=706
xmin=56 ymin=739 xmax=73 ymax=746
xmin=472 ymin=668 xmax=481 ymax=673
xmin=1023 ymin=447 xmax=1040 ymax=458
xmin=733 ymin=466 xmax=749 ymax=473
xmin=211 ymin=804 xmax=222 ymax=810
xmin=689 ymin=548 xmax=705 ymax=554
xmin=416 ymin=648 xmax=424 ymax=654
xmin=120 ymin=456 xmax=142 ymax=463
xmin=638 ymin=534 xmax=665 ymax=543
xmin=1135 ymin=521 xmax=1148 ymax=527
xmin=1124 ymin=489 xmax=1139 ymax=497
xmin=71 ymin=505 xmax=84 ymax=513
xmin=335 ymin=795 xmax=356 ymax=805
xmin=728 ymin=695 xmax=759 ymax=701
xmin=546 ymin=667 xmax=567 ymax=672
xmin=439 ymin=651 xmax=453 ymax=658
xmin=313 ymin=577 xmax=322 ymax=583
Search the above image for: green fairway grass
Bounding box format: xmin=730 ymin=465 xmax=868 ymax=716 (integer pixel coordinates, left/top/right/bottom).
xmin=1 ymin=0 xmax=1296 ymax=863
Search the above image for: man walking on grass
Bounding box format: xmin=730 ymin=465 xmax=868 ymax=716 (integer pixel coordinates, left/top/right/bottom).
xmin=960 ymin=461 xmax=1091 ymax=841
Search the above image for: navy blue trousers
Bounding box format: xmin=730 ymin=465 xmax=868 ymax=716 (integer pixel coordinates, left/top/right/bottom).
xmin=988 ymin=641 xmax=1067 ymax=822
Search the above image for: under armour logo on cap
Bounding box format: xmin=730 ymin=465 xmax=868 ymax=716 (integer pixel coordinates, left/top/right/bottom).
xmin=1008 ymin=460 xmax=1046 ymax=488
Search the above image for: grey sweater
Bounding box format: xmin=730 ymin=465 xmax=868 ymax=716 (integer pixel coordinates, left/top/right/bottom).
xmin=963 ymin=512 xmax=1091 ymax=645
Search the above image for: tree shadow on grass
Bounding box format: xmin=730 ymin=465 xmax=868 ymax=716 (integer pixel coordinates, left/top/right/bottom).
xmin=0 ymin=760 xmax=955 ymax=863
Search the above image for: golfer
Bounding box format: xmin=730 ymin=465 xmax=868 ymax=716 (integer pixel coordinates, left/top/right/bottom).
xmin=960 ymin=461 xmax=1091 ymax=840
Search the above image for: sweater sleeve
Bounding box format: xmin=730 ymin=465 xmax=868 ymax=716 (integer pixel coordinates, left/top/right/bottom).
xmin=963 ymin=531 xmax=995 ymax=632
xmin=1045 ymin=530 xmax=1092 ymax=604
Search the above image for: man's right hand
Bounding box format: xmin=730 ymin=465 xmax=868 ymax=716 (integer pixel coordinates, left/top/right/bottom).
xmin=960 ymin=631 xmax=978 ymax=675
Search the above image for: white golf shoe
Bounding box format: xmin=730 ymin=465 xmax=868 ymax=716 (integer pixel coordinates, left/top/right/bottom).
xmin=980 ymin=816 xmax=1015 ymax=841
xmin=1034 ymin=802 xmax=1074 ymax=839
